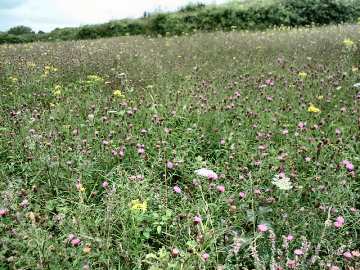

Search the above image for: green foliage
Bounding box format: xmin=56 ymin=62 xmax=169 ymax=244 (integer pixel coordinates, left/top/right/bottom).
xmin=0 ymin=24 xmax=359 ymax=269
xmin=2 ymin=0 xmax=360 ymax=43
xmin=7 ymin=25 xmax=33 ymax=35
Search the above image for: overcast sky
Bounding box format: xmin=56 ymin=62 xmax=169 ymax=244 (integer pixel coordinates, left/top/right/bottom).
xmin=0 ymin=0 xmax=228 ymax=32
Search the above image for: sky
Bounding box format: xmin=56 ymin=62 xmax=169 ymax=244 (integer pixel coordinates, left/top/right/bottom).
xmin=0 ymin=0 xmax=228 ymax=32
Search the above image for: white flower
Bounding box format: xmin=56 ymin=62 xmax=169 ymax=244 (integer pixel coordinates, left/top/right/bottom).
xmin=272 ymin=174 xmax=292 ymax=191
xmin=353 ymin=82 xmax=360 ymax=88
xmin=195 ymin=168 xmax=218 ymax=180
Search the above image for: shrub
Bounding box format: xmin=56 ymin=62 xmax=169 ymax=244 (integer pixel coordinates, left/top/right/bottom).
xmin=7 ymin=25 xmax=33 ymax=35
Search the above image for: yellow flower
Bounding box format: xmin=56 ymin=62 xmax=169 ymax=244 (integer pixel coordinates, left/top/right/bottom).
xmin=298 ymin=72 xmax=307 ymax=79
xmin=8 ymin=76 xmax=18 ymax=83
xmin=86 ymin=75 xmax=103 ymax=84
xmin=131 ymin=199 xmax=147 ymax=212
xmin=343 ymin=38 xmax=354 ymax=48
xmin=53 ymin=85 xmax=62 ymax=96
xmin=317 ymin=95 xmax=323 ymax=100
xmin=308 ymin=103 xmax=321 ymax=113
xmin=113 ymin=89 xmax=124 ymax=98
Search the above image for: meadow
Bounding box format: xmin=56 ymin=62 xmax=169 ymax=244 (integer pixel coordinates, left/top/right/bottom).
xmin=0 ymin=24 xmax=359 ymax=269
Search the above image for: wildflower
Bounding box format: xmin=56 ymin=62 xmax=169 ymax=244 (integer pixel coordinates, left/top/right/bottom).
xmin=257 ymin=224 xmax=268 ymax=233
xmin=294 ymin=249 xmax=304 ymax=256
xmin=166 ymin=161 xmax=174 ymax=169
xmin=286 ymin=234 xmax=294 ymax=241
xmin=202 ymin=253 xmax=209 ymax=261
xmin=298 ymin=122 xmax=306 ymax=130
xmin=343 ymin=38 xmax=354 ymax=48
xmin=329 ymin=266 xmax=340 ymax=270
xmin=130 ymin=200 xmax=147 ymax=212
xmin=71 ymin=238 xmax=81 ymax=247
xmin=342 ymin=160 xmax=354 ymax=171
xmin=195 ymin=168 xmax=218 ymax=180
xmin=102 ymin=181 xmax=109 ymax=189
xmin=353 ymin=82 xmax=360 ymax=88
xmin=113 ymin=90 xmax=124 ymax=98
xmin=0 ymin=208 xmax=9 ymax=217
xmin=171 ymin=248 xmax=180 ymax=257
xmin=334 ymin=216 xmax=345 ymax=228
xmin=308 ymin=104 xmax=321 ymax=113
xmin=216 ymin=185 xmax=225 ymax=193
xmin=53 ymin=86 xmax=62 ymax=96
xmin=298 ymin=71 xmax=307 ymax=79
xmin=20 ymin=199 xmax=29 ymax=208
xmin=287 ymin=260 xmax=296 ymax=269
xmin=173 ymin=185 xmax=181 ymax=193
xmin=272 ymin=174 xmax=293 ymax=191
xmin=239 ymin=192 xmax=246 ymax=198
xmin=193 ymin=215 xmax=202 ymax=224
xmin=343 ymin=251 xmax=353 ymax=259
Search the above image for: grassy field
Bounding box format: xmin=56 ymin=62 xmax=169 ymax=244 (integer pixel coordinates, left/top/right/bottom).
xmin=0 ymin=24 xmax=359 ymax=269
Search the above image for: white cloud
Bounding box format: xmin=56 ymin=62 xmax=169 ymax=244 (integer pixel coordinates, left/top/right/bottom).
xmin=0 ymin=0 xmax=228 ymax=32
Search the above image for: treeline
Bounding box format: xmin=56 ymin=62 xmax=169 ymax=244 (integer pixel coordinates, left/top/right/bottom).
xmin=1 ymin=0 xmax=360 ymax=44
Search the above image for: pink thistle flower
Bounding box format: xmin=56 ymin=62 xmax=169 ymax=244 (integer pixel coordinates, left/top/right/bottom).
xmin=171 ymin=248 xmax=180 ymax=257
xmin=202 ymin=253 xmax=209 ymax=261
xmin=294 ymin=249 xmax=304 ymax=256
xmin=286 ymin=234 xmax=294 ymax=241
xmin=166 ymin=161 xmax=174 ymax=169
xmin=102 ymin=181 xmax=109 ymax=188
xmin=173 ymin=185 xmax=181 ymax=193
xmin=257 ymin=224 xmax=268 ymax=233
xmin=239 ymin=192 xmax=246 ymax=198
xmin=298 ymin=122 xmax=306 ymax=130
xmin=343 ymin=251 xmax=353 ymax=259
xmin=216 ymin=185 xmax=225 ymax=193
xmin=193 ymin=215 xmax=202 ymax=225
xmin=334 ymin=217 xmax=344 ymax=228
xmin=0 ymin=208 xmax=9 ymax=217
xmin=329 ymin=266 xmax=340 ymax=270
xmin=287 ymin=260 xmax=296 ymax=269
xmin=71 ymin=238 xmax=81 ymax=247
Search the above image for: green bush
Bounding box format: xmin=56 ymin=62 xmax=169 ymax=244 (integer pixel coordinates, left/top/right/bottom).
xmin=2 ymin=0 xmax=360 ymax=44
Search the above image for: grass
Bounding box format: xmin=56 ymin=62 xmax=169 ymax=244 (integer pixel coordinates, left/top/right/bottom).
xmin=0 ymin=24 xmax=359 ymax=269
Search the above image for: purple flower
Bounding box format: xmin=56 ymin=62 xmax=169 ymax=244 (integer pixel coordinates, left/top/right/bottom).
xmin=102 ymin=181 xmax=109 ymax=188
xmin=166 ymin=161 xmax=174 ymax=169
xmin=0 ymin=208 xmax=9 ymax=217
xmin=193 ymin=215 xmax=202 ymax=225
xmin=257 ymin=224 xmax=268 ymax=232
xmin=216 ymin=185 xmax=225 ymax=193
xmin=202 ymin=253 xmax=209 ymax=261
xmin=173 ymin=185 xmax=181 ymax=193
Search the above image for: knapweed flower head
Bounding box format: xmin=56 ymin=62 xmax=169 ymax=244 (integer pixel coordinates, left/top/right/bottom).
xmin=202 ymin=253 xmax=209 ymax=261
xmin=307 ymin=103 xmax=321 ymax=113
xmin=113 ymin=89 xmax=125 ymax=98
xmin=334 ymin=216 xmax=345 ymax=228
xmin=343 ymin=38 xmax=354 ymax=48
xmin=342 ymin=160 xmax=354 ymax=171
xmin=272 ymin=173 xmax=292 ymax=191
xmin=0 ymin=208 xmax=9 ymax=217
xmin=130 ymin=199 xmax=147 ymax=212
xmin=298 ymin=71 xmax=307 ymax=79
xmin=173 ymin=185 xmax=181 ymax=193
xmin=195 ymin=168 xmax=218 ymax=180
xmin=257 ymin=224 xmax=268 ymax=233
xmin=193 ymin=215 xmax=202 ymax=224
xmin=216 ymin=185 xmax=225 ymax=193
